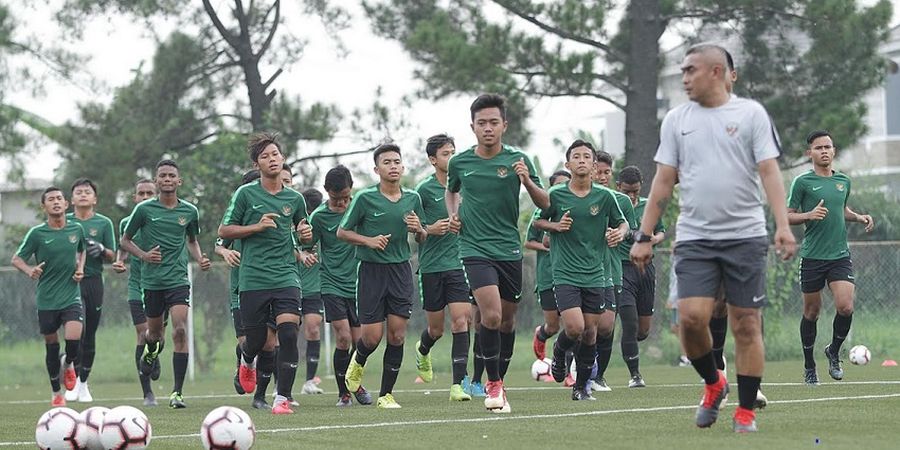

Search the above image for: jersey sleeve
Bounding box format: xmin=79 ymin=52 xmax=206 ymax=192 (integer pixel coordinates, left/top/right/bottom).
xmin=188 ymin=206 xmax=200 ymax=237
xmin=654 ymin=111 xmax=680 ymax=168
xmin=15 ymin=227 xmax=38 ymax=261
xmin=123 ymin=204 xmax=146 ymax=238
xmin=101 ymin=216 xmax=117 ymax=251
xmin=653 ymin=218 xmax=666 ymax=234
xmin=607 ymin=192 xmax=627 ymax=228
xmin=309 ymin=211 xmax=322 ymax=246
xmin=526 ymin=209 xmax=543 ymax=242
xmin=539 ymin=190 xmax=558 ymax=221
xmin=222 ymin=189 xmax=246 ymax=226
xmin=293 ymin=195 xmax=309 ymax=227
xmin=413 ymin=192 xmax=425 ymax=221
xmin=339 ymin=193 xmax=365 ymax=231
xmin=446 ymin=156 xmax=461 ymax=193
xmin=787 ymin=176 xmax=804 ymax=211
xmin=750 ymin=103 xmax=782 ymax=163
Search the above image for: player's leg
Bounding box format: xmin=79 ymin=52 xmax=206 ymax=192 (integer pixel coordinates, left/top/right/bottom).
xmin=272 ymin=305 xmax=302 ymax=414
xmin=497 ymin=260 xmax=523 ymax=381
xmin=801 ymin=287 xmax=824 ymax=383
xmin=61 ymin=307 xmax=84 ymax=394
xmin=824 ymin=258 xmax=855 ymax=380
xmin=139 ymin=290 xmax=167 ymax=378
xmin=551 ymin=285 xmax=586 ymax=383
xmin=574 ymin=288 xmax=605 ymax=400
xmin=347 ymin=311 xmax=373 ymax=405
xmin=300 ymin=297 xmax=325 ymax=394
xmin=348 ymin=262 xmax=389 ymax=395
xmin=167 ymin=301 xmax=190 ymax=408
xmin=40 ymin=311 xmax=66 ymax=405
xmin=252 ymin=327 xmax=277 ymax=409
xmin=463 ymin=258 xmax=505 ymax=410
xmin=468 ymin=305 xmax=486 ymax=396
xmin=533 ymin=289 xmax=559 ymax=360
xmin=378 ymin=314 xmax=408 ymax=408
xmin=72 ymin=276 xmax=102 ymax=402
xmin=728 ymin=304 xmax=764 ymax=431
xmin=230 ymin=307 xmax=247 ymax=395
xmin=448 ymin=300 xmax=472 ymax=401
xmin=710 ymin=295 xmax=728 ymax=372
xmin=416 ymin=309 xmax=443 ymax=384
xmin=636 ymin=261 xmax=657 ymax=342
xmin=129 ymin=301 xmax=155 ymax=405
xmin=331 ymin=318 xmax=353 ymax=405
xmin=592 ymin=288 xmax=617 ymax=390
xmin=237 ymin=289 xmax=273 ymax=395
xmin=619 ymin=263 xmax=642 ymax=385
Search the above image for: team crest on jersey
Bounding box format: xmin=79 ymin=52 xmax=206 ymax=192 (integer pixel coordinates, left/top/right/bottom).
xmin=497 ymin=166 xmax=508 ymax=178
xmin=282 ymin=205 xmax=293 ymax=216
xmin=836 ymin=183 xmax=845 ymax=192
xmin=726 ymin=122 xmax=739 ymax=136
xmin=68 ymin=234 xmax=78 ymax=244
xmin=89 ymin=228 xmax=98 ymax=237
xmin=590 ymin=205 xmax=600 ymax=216
xmin=178 ymin=216 xmax=188 ymax=226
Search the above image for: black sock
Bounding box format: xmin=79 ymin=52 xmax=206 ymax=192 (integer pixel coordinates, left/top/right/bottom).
xmin=241 ymin=326 xmax=267 ymax=364
xmin=737 ymin=374 xmax=761 ymax=410
xmin=334 ymin=348 xmax=351 ymax=396
xmin=79 ymin=352 xmax=94 ymax=383
xmin=276 ymin=323 xmax=300 ymax=398
xmin=354 ymin=339 xmax=375 ymax=366
xmin=381 ymin=343 xmax=403 ymax=397
xmin=575 ymin=342 xmax=595 ymax=390
xmin=595 ymin=333 xmax=613 ymax=378
xmin=306 ymin=340 xmax=320 ymax=381
xmin=536 ymin=324 xmax=553 ymax=342
xmin=46 ymin=343 xmax=61 ymax=392
xmin=619 ymin=304 xmax=641 ymax=376
xmin=831 ymin=313 xmax=853 ymax=354
xmin=480 ymin=326 xmax=501 ymax=382
xmin=254 ymin=350 xmax=276 ymax=400
xmin=451 ymin=331 xmax=469 ymax=385
xmin=499 ymin=331 xmax=515 ymax=379
xmin=418 ymin=329 xmax=438 ymax=355
xmin=691 ymin=351 xmax=720 ymax=385
xmin=472 ymin=329 xmax=484 ymax=383
xmin=64 ymin=339 xmax=79 ymax=366
xmin=554 ymin=331 xmax=578 ymax=357
xmin=709 ymin=315 xmax=728 ymax=370
xmin=172 ymin=352 xmax=188 ymax=393
xmin=235 ymin=342 xmax=242 ymax=368
xmin=800 ymin=316 xmax=818 ymax=369
xmin=135 ymin=345 xmax=151 ymax=396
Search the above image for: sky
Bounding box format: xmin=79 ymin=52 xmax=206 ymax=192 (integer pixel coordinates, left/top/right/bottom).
xmin=3 ymin=0 xmax=898 ymax=184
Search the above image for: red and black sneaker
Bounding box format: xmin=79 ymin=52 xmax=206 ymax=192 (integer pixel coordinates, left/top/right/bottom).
xmin=733 ymin=406 xmax=758 ymax=433
xmin=696 ymin=370 xmax=729 ymax=428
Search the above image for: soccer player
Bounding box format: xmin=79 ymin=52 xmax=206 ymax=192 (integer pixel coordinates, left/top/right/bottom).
xmin=615 ymin=166 xmax=665 ymax=387
xmin=535 ymin=141 xmax=627 ymax=400
xmin=120 ymin=159 xmax=211 ymax=409
xmin=219 ymin=133 xmax=312 ymax=415
xmin=11 ymin=187 xmax=85 ymax=406
xmin=112 ymin=179 xmax=161 ymax=406
xmin=631 ymin=44 xmax=796 ymax=433
xmin=63 ymin=178 xmax=116 ymax=402
xmin=413 ymin=134 xmax=473 ymax=401
xmin=788 ymin=130 xmax=874 ymax=384
xmin=446 ymin=94 xmax=548 ymax=413
xmin=529 ymin=170 xmax=571 ymax=364
xmin=298 ymin=187 xmax=326 ymax=395
xmin=339 ymin=143 xmax=426 ymax=409
xmin=308 ymin=165 xmax=373 ymax=407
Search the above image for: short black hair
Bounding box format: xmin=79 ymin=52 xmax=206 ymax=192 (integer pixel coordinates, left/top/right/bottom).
xmin=324 ymin=165 xmax=353 ymax=192
xmin=549 ymin=170 xmax=571 ymax=186
xmin=617 ymin=166 xmax=643 ymax=185
xmin=724 ymin=49 xmax=735 ymax=71
xmin=156 ymin=159 xmax=178 ymax=170
xmin=373 ymin=143 xmax=401 ymax=164
xmin=70 ymin=178 xmax=98 ymax=195
xmin=134 ymin=178 xmax=154 ymax=188
xmin=425 ymin=134 xmax=455 ymax=158
xmin=302 ymin=188 xmax=324 ymax=214
xmin=41 ymin=186 xmax=63 ymax=204
xmin=281 ymin=163 xmax=292 ymax=174
xmin=594 ymin=149 xmax=614 ymax=167
xmin=241 ymin=169 xmax=260 ymax=186
xmin=247 ymin=132 xmax=281 ymax=163
xmin=806 ymin=130 xmax=832 ymax=145
xmin=470 ymin=94 xmax=507 ymax=121
xmin=565 ymin=139 xmax=597 ymax=161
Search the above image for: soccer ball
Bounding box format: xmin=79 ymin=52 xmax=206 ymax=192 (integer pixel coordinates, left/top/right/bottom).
xmin=99 ymin=406 xmax=151 ymax=450
xmin=35 ymin=407 xmax=80 ymax=450
xmin=531 ymin=358 xmax=552 ymax=381
xmin=75 ymin=406 xmax=110 ymax=450
xmin=849 ymin=345 xmax=871 ymax=366
xmin=200 ymin=406 xmax=256 ymax=450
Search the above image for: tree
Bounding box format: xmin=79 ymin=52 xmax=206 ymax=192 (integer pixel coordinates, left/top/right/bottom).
xmin=363 ymin=0 xmax=894 ymax=188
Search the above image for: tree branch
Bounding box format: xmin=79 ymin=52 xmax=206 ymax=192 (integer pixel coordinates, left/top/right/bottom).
xmin=168 ymin=132 xmax=220 ymax=152
xmin=262 ymin=68 xmax=283 ymax=90
xmin=290 ymin=147 xmax=376 ymax=164
xmin=519 ymin=88 xmax=626 ymax=111
xmin=255 ymin=0 xmax=281 ymax=59
xmin=503 ymin=68 xmax=628 ymax=93
xmin=202 ymin=0 xmax=240 ymax=50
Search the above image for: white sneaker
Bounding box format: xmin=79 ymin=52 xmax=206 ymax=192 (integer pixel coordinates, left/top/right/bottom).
xmin=754 ymin=389 xmax=768 ymax=410
xmin=65 ymin=379 xmax=80 ymax=402
xmin=491 ymin=398 xmax=511 ymax=414
xmin=300 ymin=379 xmax=324 ymax=395
xmin=590 ymin=378 xmax=612 ymax=392
xmin=77 ymin=382 xmax=93 ymax=402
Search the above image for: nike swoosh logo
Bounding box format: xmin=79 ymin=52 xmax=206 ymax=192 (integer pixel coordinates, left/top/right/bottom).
xmin=150 ymin=217 xmax=162 ymax=221
xmin=253 ymin=204 xmax=264 ymax=209
xmin=327 ymin=225 xmax=337 ymax=231
xmin=464 ymin=170 xmax=476 ymax=176
xmin=44 ymin=239 xmax=55 ymax=244
xmin=433 ymin=196 xmax=444 ymax=202
xmin=847 ymin=275 xmax=855 ymax=280
xmin=373 ymin=212 xmax=386 ymax=217
xmin=752 ymin=295 xmax=766 ymax=303
xmin=812 ymin=186 xmax=823 ymax=191
xmin=681 ymin=130 xmax=697 ymax=136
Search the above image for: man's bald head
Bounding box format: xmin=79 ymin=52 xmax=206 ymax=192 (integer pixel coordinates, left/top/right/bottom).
xmin=681 ymin=43 xmax=731 ymax=106
xmin=685 ymin=43 xmax=729 ymax=73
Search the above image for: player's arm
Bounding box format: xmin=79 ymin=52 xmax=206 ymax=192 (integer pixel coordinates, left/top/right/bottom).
xmin=214 ymin=238 xmax=241 ymax=268
xmin=631 ymin=163 xmax=678 ymax=270
xmin=11 ymin=231 xmax=44 ymax=278
xmin=759 ymin=158 xmax=797 ymax=260
xmin=524 ymin=240 xmax=548 ymax=252
xmin=844 ymin=206 xmax=874 ymax=232
xmin=11 ymin=254 xmax=43 ymax=278
xmin=408 ymin=195 xmax=428 ymax=243
xmin=293 ymin=197 xmax=313 ymax=244
xmin=525 ymin=213 xmax=548 ymax=252
xmin=514 ymin=156 xmax=549 ymax=209
xmin=186 ymin=233 xmax=211 ymax=271
xmin=337 ymin=194 xmax=390 ymax=251
xmin=99 ymin=218 xmax=117 ymax=262
xmin=121 ymin=204 xmax=161 ymax=262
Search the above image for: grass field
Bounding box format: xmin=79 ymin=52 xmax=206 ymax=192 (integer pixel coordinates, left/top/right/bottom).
xmin=2 ymin=357 xmax=900 ymax=449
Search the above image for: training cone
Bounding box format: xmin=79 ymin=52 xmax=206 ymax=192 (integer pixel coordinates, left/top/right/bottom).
xmin=881 ymin=360 xmax=898 ymax=367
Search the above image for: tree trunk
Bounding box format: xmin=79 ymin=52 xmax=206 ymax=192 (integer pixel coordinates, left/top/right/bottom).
xmin=240 ymin=54 xmax=269 ymax=131
xmin=623 ymin=0 xmax=666 ymax=194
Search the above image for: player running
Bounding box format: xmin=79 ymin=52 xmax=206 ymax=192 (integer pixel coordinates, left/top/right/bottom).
xmin=298 ymin=188 xmax=326 ymax=395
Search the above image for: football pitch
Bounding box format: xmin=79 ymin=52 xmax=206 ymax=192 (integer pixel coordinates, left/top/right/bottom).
xmin=2 ymin=360 xmax=899 ymax=449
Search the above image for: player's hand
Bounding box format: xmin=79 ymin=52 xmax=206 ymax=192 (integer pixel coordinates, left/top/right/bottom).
xmin=404 ymin=211 xmax=422 ymax=233
xmin=448 ymin=214 xmax=462 ymax=234
xmin=774 ymin=227 xmax=797 ymax=261
xmin=554 ymin=211 xmax=572 ymax=233
xmin=72 ymin=269 xmax=84 ymax=282
xmin=296 ymin=218 xmax=313 ymax=241
xmin=427 ymin=218 xmax=451 ymax=236
xmin=142 ymin=245 xmax=162 ymax=264
xmin=30 ymin=261 xmax=46 ymax=280
xmin=542 ymin=235 xmax=551 ymax=248
xmin=300 ymin=250 xmax=318 ymax=268
xmin=859 ymin=214 xmax=874 ymax=232
xmin=512 ymin=157 xmax=529 ymax=183
xmin=221 ymin=249 xmax=241 ymax=267
xmin=257 ymin=213 xmax=280 ymax=231
xmin=86 ymin=239 xmax=106 ymax=258
xmin=630 ymin=242 xmax=652 ymax=272
xmin=198 ymin=253 xmax=211 ymax=271
xmin=606 ymin=227 xmax=625 ymax=247
xmin=807 ymin=199 xmax=827 ymax=221
xmin=367 ymin=234 xmax=391 ymax=251
xmin=112 ymin=260 xmax=127 ymax=273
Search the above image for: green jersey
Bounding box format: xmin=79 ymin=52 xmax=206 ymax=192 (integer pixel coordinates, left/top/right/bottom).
xmin=605 ymin=190 xmax=636 ymax=286
xmin=124 ymin=198 xmax=200 ymax=291
xmin=298 ymin=242 xmax=321 ymax=295
xmin=119 ymin=216 xmax=144 ymax=301
xmin=216 ymin=237 xmax=241 ymax=310
xmin=67 ymin=212 xmax=116 ymax=278
xmin=540 ymin=182 xmax=625 ymax=288
xmin=416 ymin=174 xmax=462 ymax=274
xmin=221 ymin=181 xmax=308 ymax=292
xmin=526 ymin=209 xmax=552 ymax=292
xmin=16 ymin=221 xmax=85 ymax=310
xmin=619 ymin=197 xmax=665 ymax=261
xmin=446 ymin=144 xmax=543 ymax=261
xmin=788 ymin=170 xmax=852 ymax=260
xmin=339 ymin=184 xmax=424 ymax=264
xmin=309 ymin=203 xmax=357 ymax=298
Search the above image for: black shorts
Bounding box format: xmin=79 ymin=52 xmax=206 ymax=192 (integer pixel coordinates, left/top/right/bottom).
xmin=674 ymin=237 xmax=769 ymax=308
xmin=143 ymin=285 xmax=191 ymax=318
xmin=240 ymin=287 xmax=301 ymax=330
xmin=38 ymin=304 xmax=84 ymax=335
xmin=129 ymin=300 xmax=147 ymax=325
xmin=323 ymin=294 xmax=360 ymax=327
xmin=301 ymin=293 xmax=325 ymax=316
xmin=462 ymin=257 xmax=523 ymax=303
xmin=800 ymin=257 xmax=854 ymax=293
xmin=553 ymin=285 xmax=607 ymax=314
xmin=538 ymin=289 xmax=558 ymax=312
xmin=357 ymin=261 xmax=414 ymax=325
xmin=80 ymin=275 xmax=104 ymax=315
xmin=231 ymin=307 xmax=243 ymax=337
xmin=621 ymin=261 xmax=656 ymax=316
xmin=420 ymin=270 xmax=470 ymax=312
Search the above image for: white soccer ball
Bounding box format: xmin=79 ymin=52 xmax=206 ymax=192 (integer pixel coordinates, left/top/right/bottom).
xmin=35 ymin=407 xmax=80 ymax=450
xmin=200 ymin=406 xmax=256 ymax=450
xmin=99 ymin=406 xmax=152 ymax=450
xmin=849 ymin=345 xmax=871 ymax=366
xmin=76 ymin=406 xmax=110 ymax=450
xmin=531 ymin=358 xmax=552 ymax=381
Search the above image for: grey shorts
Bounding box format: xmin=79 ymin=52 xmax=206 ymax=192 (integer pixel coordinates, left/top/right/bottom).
xmin=674 ymin=237 xmax=769 ymax=308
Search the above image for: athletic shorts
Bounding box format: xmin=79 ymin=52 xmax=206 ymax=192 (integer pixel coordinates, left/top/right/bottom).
xmin=231 ymin=307 xmax=243 ymax=337
xmin=323 ymin=294 xmax=360 ymax=327
xmin=79 ymin=275 xmax=104 ymax=315
xmin=301 ymin=293 xmax=325 ymax=316
xmin=553 ymin=285 xmax=607 ymax=314
xmin=462 ymin=257 xmax=523 ymax=303
xmin=620 ymin=260 xmax=656 ymax=316
xmin=143 ymin=285 xmax=191 ymax=318
xmin=240 ymin=287 xmax=301 ymax=330
xmin=674 ymin=237 xmax=769 ymax=308
xmin=128 ymin=300 xmax=168 ymax=326
xmin=419 ymin=269 xmax=470 ymax=312
xmin=800 ymin=257 xmax=854 ymax=293
xmin=357 ymin=261 xmax=413 ymax=325
xmin=38 ymin=304 xmax=84 ymax=335
xmin=538 ymin=288 xmax=558 ymax=312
